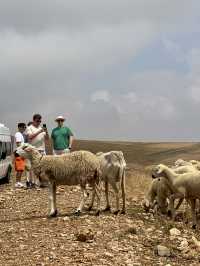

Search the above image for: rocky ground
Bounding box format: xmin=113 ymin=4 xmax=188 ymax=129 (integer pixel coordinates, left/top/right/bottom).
xmin=1 ymin=167 xmax=200 ymax=266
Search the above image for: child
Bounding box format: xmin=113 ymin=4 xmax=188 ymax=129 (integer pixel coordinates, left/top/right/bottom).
xmin=14 ymin=150 xmax=25 ymax=188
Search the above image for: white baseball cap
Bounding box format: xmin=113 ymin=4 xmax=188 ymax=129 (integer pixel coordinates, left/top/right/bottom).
xmin=55 ymin=115 xmax=65 ymax=121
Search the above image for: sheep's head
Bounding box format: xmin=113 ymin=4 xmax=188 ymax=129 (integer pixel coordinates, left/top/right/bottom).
xmin=151 ymin=164 xmax=166 ymax=178
xmin=16 ymin=143 xmax=36 ymax=159
xmin=174 ymin=159 xmax=187 ymax=167
xmin=142 ymin=199 xmax=150 ymax=211
xmin=190 ymin=160 xmax=199 ymax=165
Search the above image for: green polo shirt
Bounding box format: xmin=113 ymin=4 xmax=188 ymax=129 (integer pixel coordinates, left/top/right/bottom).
xmin=51 ymin=126 xmax=73 ymax=150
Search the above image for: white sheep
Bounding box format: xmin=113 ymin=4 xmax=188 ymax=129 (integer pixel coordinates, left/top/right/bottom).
xmin=142 ymin=177 xmax=173 ymax=214
xmin=173 ymin=165 xmax=198 ymax=174
xmin=152 ymin=164 xmax=200 ymax=228
xmin=88 ymin=151 xmax=126 ymax=214
xmin=17 ymin=144 xmax=102 ymax=217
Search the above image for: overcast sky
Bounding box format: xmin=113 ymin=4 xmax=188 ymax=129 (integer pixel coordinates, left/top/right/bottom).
xmin=0 ymin=0 xmax=200 ymax=141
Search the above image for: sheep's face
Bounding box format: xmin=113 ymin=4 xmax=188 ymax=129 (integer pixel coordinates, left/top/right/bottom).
xmin=152 ymin=164 xmax=165 ymax=178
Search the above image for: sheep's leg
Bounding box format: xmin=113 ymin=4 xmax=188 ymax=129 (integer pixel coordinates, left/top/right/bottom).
xmin=87 ymin=188 xmax=96 ymax=211
xmin=168 ymin=193 xmax=185 ymax=221
xmin=175 ymin=198 xmax=184 ymax=210
xmin=49 ymin=182 xmax=57 ymax=217
xmin=190 ymin=199 xmax=197 ymax=229
xmin=103 ymin=180 xmax=111 ymax=212
xmin=94 ymin=182 xmax=101 ymax=216
xmin=168 ymin=195 xmax=176 ymax=220
xmin=110 ymin=182 xmax=120 ymax=215
xmin=75 ymin=187 xmax=88 ymax=215
xmin=121 ymin=170 xmax=126 ymax=214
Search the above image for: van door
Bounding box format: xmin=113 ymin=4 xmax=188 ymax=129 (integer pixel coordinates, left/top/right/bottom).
xmin=0 ymin=141 xmax=5 ymax=178
xmin=0 ymin=141 xmax=2 ymax=177
xmin=1 ymin=142 xmax=7 ymax=178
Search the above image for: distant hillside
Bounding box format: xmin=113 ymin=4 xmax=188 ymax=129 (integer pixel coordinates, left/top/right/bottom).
xmin=73 ymin=140 xmax=200 ymax=166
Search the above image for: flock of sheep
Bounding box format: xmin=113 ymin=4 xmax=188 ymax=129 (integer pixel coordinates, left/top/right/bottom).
xmin=17 ymin=144 xmax=200 ymax=229
xmin=143 ymin=159 xmax=200 ymax=229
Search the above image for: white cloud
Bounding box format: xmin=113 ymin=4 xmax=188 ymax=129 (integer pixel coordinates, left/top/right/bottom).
xmin=91 ymin=90 xmax=110 ymax=102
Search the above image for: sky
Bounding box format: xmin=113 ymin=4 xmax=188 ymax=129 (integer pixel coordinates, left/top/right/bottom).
xmin=0 ymin=0 xmax=200 ymax=141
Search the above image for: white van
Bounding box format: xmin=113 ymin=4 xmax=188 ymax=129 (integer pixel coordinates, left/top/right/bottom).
xmin=0 ymin=123 xmax=12 ymax=182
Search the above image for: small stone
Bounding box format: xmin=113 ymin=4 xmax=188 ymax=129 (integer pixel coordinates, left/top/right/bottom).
xmin=170 ymin=228 xmax=181 ymax=237
xmin=63 ymin=216 xmax=70 ymax=221
xmin=104 ymin=252 xmax=114 ymax=258
xmin=178 ymin=239 xmax=189 ymax=252
xmin=125 ymin=218 xmax=133 ymax=224
xmin=19 ymin=244 xmax=26 ymax=249
xmin=156 ymin=245 xmax=171 ymax=257
xmin=75 ymin=229 xmax=95 ymax=242
xmin=146 ymin=227 xmax=154 ymax=233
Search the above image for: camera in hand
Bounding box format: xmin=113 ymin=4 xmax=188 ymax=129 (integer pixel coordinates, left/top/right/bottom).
xmin=43 ymin=124 xmax=47 ymax=128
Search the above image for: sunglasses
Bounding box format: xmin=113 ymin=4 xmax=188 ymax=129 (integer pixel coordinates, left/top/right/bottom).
xmin=35 ymin=120 xmax=41 ymax=123
xmin=57 ymin=120 xmax=64 ymax=122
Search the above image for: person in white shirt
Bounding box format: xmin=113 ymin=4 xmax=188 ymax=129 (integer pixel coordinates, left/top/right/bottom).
xmin=26 ymin=114 xmax=49 ymax=154
xmin=26 ymin=114 xmax=49 ymax=187
xmin=14 ymin=123 xmax=26 ymax=188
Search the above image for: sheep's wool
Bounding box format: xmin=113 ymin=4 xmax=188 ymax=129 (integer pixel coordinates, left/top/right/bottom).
xmin=30 ymin=149 xmax=101 ymax=186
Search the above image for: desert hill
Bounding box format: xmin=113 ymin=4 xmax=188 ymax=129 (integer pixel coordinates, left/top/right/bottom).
xmin=74 ymin=140 xmax=200 ymax=166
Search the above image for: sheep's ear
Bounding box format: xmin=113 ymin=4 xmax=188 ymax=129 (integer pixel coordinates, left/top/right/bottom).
xmin=156 ymin=165 xmax=163 ymax=174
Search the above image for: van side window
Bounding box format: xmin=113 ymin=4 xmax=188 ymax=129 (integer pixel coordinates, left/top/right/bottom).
xmin=0 ymin=142 xmax=6 ymax=159
xmin=2 ymin=142 xmax=6 ymax=152
xmin=6 ymin=142 xmax=11 ymax=156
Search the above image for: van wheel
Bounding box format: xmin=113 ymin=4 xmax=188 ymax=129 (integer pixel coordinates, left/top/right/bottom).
xmin=5 ymin=166 xmax=12 ymax=183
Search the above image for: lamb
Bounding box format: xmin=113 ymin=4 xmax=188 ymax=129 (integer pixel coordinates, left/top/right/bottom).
xmin=88 ymin=151 xmax=126 ymax=214
xmin=142 ymin=177 xmax=173 ymax=214
xmin=152 ymin=164 xmax=200 ymax=228
xmin=17 ymin=144 xmax=102 ymax=217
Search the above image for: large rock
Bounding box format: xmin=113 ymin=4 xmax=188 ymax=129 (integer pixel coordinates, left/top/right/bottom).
xmin=156 ymin=245 xmax=171 ymax=257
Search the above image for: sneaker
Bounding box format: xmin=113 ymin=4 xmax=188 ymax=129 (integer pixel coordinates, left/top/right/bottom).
xmin=26 ymin=181 xmax=35 ymax=189
xmin=15 ymin=182 xmax=24 ymax=188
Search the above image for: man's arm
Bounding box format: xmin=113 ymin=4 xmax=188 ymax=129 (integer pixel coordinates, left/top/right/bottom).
xmin=44 ymin=128 xmax=49 ymax=140
xmin=69 ymin=135 xmax=74 ymax=149
xmin=27 ymin=128 xmax=44 ymax=141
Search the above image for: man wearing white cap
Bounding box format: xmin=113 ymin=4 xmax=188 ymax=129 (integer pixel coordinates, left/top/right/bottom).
xmin=51 ymin=115 xmax=74 ymax=155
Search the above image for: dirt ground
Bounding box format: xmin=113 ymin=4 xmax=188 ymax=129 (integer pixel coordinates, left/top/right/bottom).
xmin=1 ymin=141 xmax=200 ymax=266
